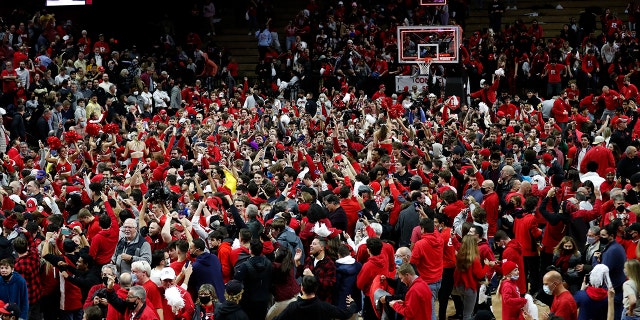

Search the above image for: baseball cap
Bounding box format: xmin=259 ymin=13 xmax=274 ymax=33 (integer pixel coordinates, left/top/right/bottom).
xmin=358 ymin=185 xmax=373 ymax=194
xmin=36 ymin=170 xmax=47 ymax=180
xmin=160 ymin=267 xmax=176 ymax=280
xmin=0 ymin=303 xmax=19 ymax=318
xmin=90 ymin=174 xmax=104 ymax=184
xmin=592 ymin=136 xmax=605 ymax=145
xmin=172 ymin=223 xmax=184 ymax=232
xmin=226 ymin=279 xmax=243 ymax=295
xmin=617 ymin=116 xmax=630 ymax=125
xmin=25 ymin=198 xmax=37 ymax=212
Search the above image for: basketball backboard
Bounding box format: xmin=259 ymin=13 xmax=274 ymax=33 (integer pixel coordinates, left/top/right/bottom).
xmin=397 ymin=25 xmax=461 ymax=64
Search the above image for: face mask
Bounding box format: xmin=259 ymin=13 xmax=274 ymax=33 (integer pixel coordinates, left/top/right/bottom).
xmin=586 ymin=236 xmax=596 ymax=245
xmin=131 ymin=274 xmax=138 ymax=284
xmin=102 ymin=276 xmax=109 ymax=286
xmin=543 ymin=284 xmax=553 ymax=295
xmin=348 ymin=126 xmax=355 ymax=132
xmin=510 ymin=275 xmax=519 ymax=281
xmin=480 ymin=188 xmax=487 ymax=194
xmin=617 ymin=205 xmax=626 ymax=213
xmin=1 ymin=275 xmax=10 ymax=282
xmin=133 ymin=91 xmax=139 ymax=95
xmin=395 ymin=258 xmax=403 ymax=266
xmin=600 ymin=237 xmax=609 ymax=246
xmin=125 ymin=300 xmax=138 ymax=310
xmin=563 ymin=249 xmax=573 ymax=255
xmin=199 ymin=296 xmax=211 ymax=304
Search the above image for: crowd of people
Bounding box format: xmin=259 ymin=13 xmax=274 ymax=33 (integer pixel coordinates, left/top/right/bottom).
xmin=0 ymin=0 xmax=640 ymax=320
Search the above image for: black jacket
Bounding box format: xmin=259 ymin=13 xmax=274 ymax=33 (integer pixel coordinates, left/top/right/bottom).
xmin=234 ymin=255 xmax=272 ymax=303
xmin=273 ymin=296 xmax=356 ymax=320
xmin=213 ymin=301 xmax=249 ymax=320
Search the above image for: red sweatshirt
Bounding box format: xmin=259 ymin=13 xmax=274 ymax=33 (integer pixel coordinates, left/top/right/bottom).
xmin=88 ymin=202 xmax=120 ymax=265
xmin=410 ymin=231 xmax=444 ymax=284
xmin=454 ymin=257 xmax=485 ymax=291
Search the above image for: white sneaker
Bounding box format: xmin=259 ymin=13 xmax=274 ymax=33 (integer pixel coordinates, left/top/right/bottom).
xmin=248 ymin=32 xmax=253 ymax=35
xmin=506 ymin=6 xmax=512 ymax=9
xmin=556 ymin=4 xmax=563 ymax=9
xmin=512 ymin=5 xmax=517 ymax=9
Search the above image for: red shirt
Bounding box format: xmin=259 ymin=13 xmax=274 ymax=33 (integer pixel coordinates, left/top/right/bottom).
xmin=1 ymin=68 xmax=17 ymax=93
xmin=551 ymin=290 xmax=578 ymax=320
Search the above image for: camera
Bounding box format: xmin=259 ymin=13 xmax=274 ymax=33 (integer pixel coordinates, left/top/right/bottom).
xmin=145 ymin=186 xmax=170 ymax=202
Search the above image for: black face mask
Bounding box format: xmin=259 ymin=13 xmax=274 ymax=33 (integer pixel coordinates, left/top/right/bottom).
xmin=199 ymin=296 xmax=211 ymax=305
xmin=480 ymin=188 xmax=487 ymax=194
xmin=563 ymin=249 xmax=573 ymax=255
xmin=600 ymin=237 xmax=609 ymax=246
xmin=102 ymin=276 xmax=109 ymax=286
xmin=125 ymin=300 xmax=138 ymax=310
xmin=617 ymin=205 xmax=626 ymax=213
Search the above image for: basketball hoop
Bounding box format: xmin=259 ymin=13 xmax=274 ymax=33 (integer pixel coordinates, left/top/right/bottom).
xmin=418 ymin=57 xmax=433 ymax=76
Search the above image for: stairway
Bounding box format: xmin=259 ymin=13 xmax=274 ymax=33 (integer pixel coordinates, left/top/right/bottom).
xmin=464 ymin=0 xmax=629 ymax=38
xmin=212 ymin=2 xmax=304 ymax=80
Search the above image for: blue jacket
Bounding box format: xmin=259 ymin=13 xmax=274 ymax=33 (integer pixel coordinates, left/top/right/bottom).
xmin=0 ymin=271 xmax=29 ymax=319
xmin=594 ymin=240 xmax=627 ymax=289
xmin=189 ymin=252 xmax=226 ymax=303
xmin=334 ymin=256 xmax=362 ymax=311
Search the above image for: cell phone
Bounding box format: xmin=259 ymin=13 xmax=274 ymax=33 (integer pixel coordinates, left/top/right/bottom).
xmin=61 ymin=228 xmax=71 ymax=236
xmin=388 ymin=173 xmax=393 ymax=179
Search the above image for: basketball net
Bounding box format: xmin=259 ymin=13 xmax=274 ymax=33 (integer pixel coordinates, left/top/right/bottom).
xmin=418 ymin=57 xmax=433 ymax=76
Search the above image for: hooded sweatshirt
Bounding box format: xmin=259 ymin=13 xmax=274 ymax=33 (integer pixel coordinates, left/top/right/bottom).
xmin=574 ymin=286 xmax=608 ymax=320
xmin=234 ymin=255 xmax=272 ymax=303
xmin=214 ymin=301 xmax=249 ymax=320
xmin=498 ymin=240 xmax=527 ymax=293
xmin=335 ymin=255 xmax=362 ymax=310
xmin=410 ymin=231 xmax=444 ymax=284
xmin=188 ymin=252 xmax=226 ymax=303
xmin=357 ymin=253 xmax=392 ymax=297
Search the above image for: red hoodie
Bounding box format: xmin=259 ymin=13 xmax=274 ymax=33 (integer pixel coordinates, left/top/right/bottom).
xmin=498 ymin=240 xmax=527 ymax=294
xmin=499 ymin=279 xmax=527 ymax=320
xmin=410 ymin=231 xmax=444 ymax=284
xmin=356 ymin=253 xmax=394 ymax=295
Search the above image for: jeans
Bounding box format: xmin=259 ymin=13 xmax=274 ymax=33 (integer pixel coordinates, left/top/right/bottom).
xmin=456 ymin=287 xmax=478 ymax=320
xmin=601 ymin=108 xmax=616 ymax=121
xmin=523 ymin=255 xmax=541 ymax=294
xmin=622 ymin=312 xmax=640 ymax=320
xmin=429 ymin=280 xmax=442 ymax=320
xmin=439 ymin=268 xmax=463 ymax=320
xmin=61 ymin=310 xmax=83 ymax=320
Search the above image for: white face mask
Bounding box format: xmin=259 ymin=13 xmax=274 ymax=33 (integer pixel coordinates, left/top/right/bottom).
xmin=133 ymin=91 xmax=139 ymax=95
xmin=348 ymin=126 xmax=355 ymax=132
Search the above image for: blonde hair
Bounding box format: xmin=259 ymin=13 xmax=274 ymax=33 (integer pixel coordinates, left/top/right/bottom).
xmin=456 ymin=235 xmax=479 ymax=272
xmin=224 ymin=290 xmax=243 ymax=304
xmin=625 ymin=259 xmax=640 ymax=291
